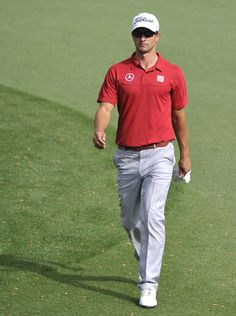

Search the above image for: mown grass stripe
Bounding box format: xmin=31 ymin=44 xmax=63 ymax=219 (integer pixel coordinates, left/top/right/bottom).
xmin=0 ymin=84 xmax=123 ymax=266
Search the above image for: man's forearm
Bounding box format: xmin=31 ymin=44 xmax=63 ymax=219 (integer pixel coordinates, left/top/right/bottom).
xmin=174 ymin=122 xmax=190 ymax=158
xmin=172 ymin=108 xmax=191 ymax=173
xmin=172 ymin=110 xmax=189 ymax=155
xmin=94 ymin=105 xmax=111 ymax=133
xmin=93 ymin=102 xmax=114 ymax=149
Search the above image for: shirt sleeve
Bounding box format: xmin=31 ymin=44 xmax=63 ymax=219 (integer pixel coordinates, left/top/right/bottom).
xmin=97 ymin=65 xmax=118 ymax=106
xmin=171 ymin=66 xmax=188 ymax=110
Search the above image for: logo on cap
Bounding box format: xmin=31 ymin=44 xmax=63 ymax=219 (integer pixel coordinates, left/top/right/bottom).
xmin=125 ymin=73 xmax=135 ymax=82
xmin=134 ymin=16 xmax=154 ymax=25
xmin=131 ymin=12 xmax=159 ymax=32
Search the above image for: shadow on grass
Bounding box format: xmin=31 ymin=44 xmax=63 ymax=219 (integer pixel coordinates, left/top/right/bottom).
xmin=0 ymin=254 xmax=137 ymax=305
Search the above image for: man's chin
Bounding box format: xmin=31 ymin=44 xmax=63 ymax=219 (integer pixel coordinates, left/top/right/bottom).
xmin=138 ymin=47 xmax=149 ymax=53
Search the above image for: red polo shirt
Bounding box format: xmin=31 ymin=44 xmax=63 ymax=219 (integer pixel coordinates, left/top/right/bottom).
xmin=97 ymin=53 xmax=188 ymax=147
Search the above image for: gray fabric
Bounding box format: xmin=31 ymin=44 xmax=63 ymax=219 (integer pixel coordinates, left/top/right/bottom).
xmin=113 ymin=143 xmax=175 ymax=290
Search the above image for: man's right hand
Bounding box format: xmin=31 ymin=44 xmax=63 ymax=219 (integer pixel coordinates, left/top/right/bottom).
xmin=93 ymin=131 xmax=106 ymax=149
xmin=93 ymin=102 xmax=113 ymax=149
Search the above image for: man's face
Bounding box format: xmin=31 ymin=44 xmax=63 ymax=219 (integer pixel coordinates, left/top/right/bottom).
xmin=132 ymin=27 xmax=160 ymax=54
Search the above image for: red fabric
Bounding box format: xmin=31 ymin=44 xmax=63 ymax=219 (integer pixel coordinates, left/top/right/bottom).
xmin=97 ymin=53 xmax=188 ymax=147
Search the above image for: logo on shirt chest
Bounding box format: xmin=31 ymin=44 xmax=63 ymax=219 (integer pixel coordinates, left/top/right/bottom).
xmin=156 ymin=75 xmax=165 ymax=82
xmin=125 ymin=73 xmax=135 ymax=82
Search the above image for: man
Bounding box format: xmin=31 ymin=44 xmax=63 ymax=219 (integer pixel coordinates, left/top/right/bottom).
xmin=93 ymin=12 xmax=191 ymax=308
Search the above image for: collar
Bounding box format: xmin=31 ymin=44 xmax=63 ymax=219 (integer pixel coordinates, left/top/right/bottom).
xmin=130 ymin=52 xmax=164 ymax=72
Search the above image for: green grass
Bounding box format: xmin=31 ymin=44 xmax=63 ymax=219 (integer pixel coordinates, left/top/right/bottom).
xmin=0 ymin=85 xmax=235 ymax=315
xmin=0 ymin=84 xmax=131 ymax=315
xmin=0 ymin=0 xmax=236 ymax=315
xmin=0 ymin=84 xmax=121 ymax=262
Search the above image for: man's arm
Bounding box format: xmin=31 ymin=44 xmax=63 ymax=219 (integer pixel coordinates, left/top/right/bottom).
xmin=172 ymin=108 xmax=191 ymax=175
xmin=93 ymin=102 xmax=114 ymax=149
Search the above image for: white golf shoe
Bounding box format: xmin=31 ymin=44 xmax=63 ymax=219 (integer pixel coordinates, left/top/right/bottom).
xmin=139 ymin=288 xmax=157 ymax=308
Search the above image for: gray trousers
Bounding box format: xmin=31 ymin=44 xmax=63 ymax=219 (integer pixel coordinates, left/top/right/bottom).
xmin=113 ymin=142 xmax=175 ymax=290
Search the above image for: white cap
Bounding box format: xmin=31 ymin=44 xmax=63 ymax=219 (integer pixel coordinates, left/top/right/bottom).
xmin=131 ymin=12 xmax=160 ymax=33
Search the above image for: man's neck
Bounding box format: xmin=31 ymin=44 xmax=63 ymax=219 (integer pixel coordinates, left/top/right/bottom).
xmin=135 ymin=51 xmax=158 ymax=70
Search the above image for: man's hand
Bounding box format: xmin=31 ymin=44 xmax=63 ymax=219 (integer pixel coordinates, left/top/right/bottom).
xmin=93 ymin=131 xmax=106 ymax=149
xmin=178 ymin=155 xmax=191 ymax=177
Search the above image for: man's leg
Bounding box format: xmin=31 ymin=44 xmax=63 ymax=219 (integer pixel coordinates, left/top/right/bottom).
xmin=138 ymin=143 xmax=175 ymax=290
xmin=113 ymin=149 xmax=142 ymax=257
xmin=137 ymin=144 xmax=175 ymax=308
xmin=113 ymin=144 xmax=175 ymax=308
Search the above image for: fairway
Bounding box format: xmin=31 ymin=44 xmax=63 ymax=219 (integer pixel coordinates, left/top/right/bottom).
xmin=1 ymin=0 xmax=236 ymax=315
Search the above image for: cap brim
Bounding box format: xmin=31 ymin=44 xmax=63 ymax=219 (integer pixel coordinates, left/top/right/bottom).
xmin=131 ymin=22 xmax=158 ymax=32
